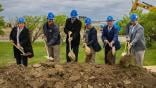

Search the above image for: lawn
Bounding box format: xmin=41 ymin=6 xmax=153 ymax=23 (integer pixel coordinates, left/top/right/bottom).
xmin=0 ymin=41 xmax=156 ymax=67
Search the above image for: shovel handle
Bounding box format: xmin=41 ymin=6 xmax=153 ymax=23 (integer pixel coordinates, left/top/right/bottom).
xmin=10 ymin=40 xmax=25 ymax=54
xmin=68 ymin=32 xmax=72 ymax=51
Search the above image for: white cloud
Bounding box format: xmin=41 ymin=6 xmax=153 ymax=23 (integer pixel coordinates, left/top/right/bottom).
xmin=0 ymin=0 xmax=156 ymax=20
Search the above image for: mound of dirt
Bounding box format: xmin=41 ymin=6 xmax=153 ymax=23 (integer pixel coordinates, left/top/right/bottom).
xmin=0 ymin=62 xmax=156 ymax=88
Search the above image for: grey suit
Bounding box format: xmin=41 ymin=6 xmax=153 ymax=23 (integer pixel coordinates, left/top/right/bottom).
xmin=129 ymin=23 xmax=146 ymax=51
xmin=128 ymin=23 xmax=146 ymax=66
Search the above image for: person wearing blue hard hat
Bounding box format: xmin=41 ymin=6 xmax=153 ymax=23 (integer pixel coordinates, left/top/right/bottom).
xmin=125 ymin=14 xmax=138 ymax=40
xmin=18 ymin=17 xmax=25 ymax=23
xmin=9 ymin=17 xmax=34 ymax=66
xmin=64 ymin=9 xmax=82 ymax=62
xmin=70 ymin=9 xmax=78 ymax=24
xmin=130 ymin=13 xmax=138 ymax=22
xmin=106 ymin=16 xmax=115 ymax=22
xmin=47 ymin=12 xmax=55 ymax=20
xmin=85 ymin=17 xmax=92 ymax=25
xmin=102 ymin=16 xmax=121 ymax=65
xmin=126 ymin=13 xmax=146 ymax=66
xmin=83 ymin=18 xmax=101 ymax=63
xmin=43 ymin=12 xmax=61 ymax=62
xmin=70 ymin=10 xmax=78 ymax=17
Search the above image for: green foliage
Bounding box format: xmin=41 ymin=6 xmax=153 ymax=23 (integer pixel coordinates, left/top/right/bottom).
xmin=118 ymin=15 xmax=130 ymax=35
xmin=23 ymin=16 xmax=47 ymax=42
xmin=0 ymin=4 xmax=3 ymax=12
xmin=0 ymin=4 xmax=5 ymax=35
xmin=0 ymin=42 xmax=156 ymax=67
xmin=54 ymin=15 xmax=67 ymax=43
xmin=24 ymin=16 xmax=45 ymax=30
xmin=23 ymin=15 xmax=67 ymax=43
xmin=80 ymin=19 xmax=85 ymax=29
xmin=54 ymin=14 xmax=67 ymax=27
xmin=140 ymin=12 xmax=156 ymax=47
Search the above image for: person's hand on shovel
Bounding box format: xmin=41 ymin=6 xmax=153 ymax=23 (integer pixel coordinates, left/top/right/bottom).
xmin=10 ymin=40 xmax=14 ymax=43
xmin=128 ymin=42 xmax=132 ymax=50
xmin=109 ymin=41 xmax=116 ymax=56
xmin=104 ymin=40 xmax=109 ymax=44
xmin=68 ymin=37 xmax=73 ymax=42
xmin=68 ymin=31 xmax=73 ymax=41
xmin=10 ymin=40 xmax=22 ymax=49
xmin=68 ymin=31 xmax=72 ymax=36
xmin=17 ymin=43 xmax=23 ymax=50
xmin=109 ymin=41 xmax=114 ymax=48
xmin=82 ymin=43 xmax=86 ymax=48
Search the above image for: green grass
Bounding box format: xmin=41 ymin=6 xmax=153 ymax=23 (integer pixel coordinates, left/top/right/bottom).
xmin=0 ymin=41 xmax=156 ymax=67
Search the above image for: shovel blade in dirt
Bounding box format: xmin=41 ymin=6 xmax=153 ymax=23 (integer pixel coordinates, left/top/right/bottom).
xmin=85 ymin=45 xmax=91 ymax=56
xmin=121 ymin=52 xmax=127 ymax=56
xmin=112 ymin=46 xmax=116 ymax=56
xmin=48 ymin=57 xmax=54 ymax=62
xmin=120 ymin=54 xmax=135 ymax=67
xmin=107 ymin=50 xmax=115 ymax=65
xmin=44 ymin=56 xmax=54 ymax=61
xmin=68 ymin=51 xmax=76 ymax=61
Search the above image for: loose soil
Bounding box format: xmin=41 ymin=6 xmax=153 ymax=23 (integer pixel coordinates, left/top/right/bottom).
xmin=0 ymin=62 xmax=156 ymax=88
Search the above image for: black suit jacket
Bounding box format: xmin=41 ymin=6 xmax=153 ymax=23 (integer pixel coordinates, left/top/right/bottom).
xmin=64 ymin=18 xmax=82 ymax=46
xmin=87 ymin=27 xmax=101 ymax=52
xmin=10 ymin=26 xmax=34 ymax=58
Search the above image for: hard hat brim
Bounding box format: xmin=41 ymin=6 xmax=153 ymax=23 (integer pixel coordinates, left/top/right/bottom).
xmin=47 ymin=18 xmax=54 ymax=20
xmin=106 ymin=20 xmax=115 ymax=22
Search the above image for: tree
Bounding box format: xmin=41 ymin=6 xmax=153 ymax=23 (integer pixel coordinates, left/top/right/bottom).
xmin=24 ymin=16 xmax=46 ymax=43
xmin=55 ymin=15 xmax=67 ymax=27
xmin=140 ymin=12 xmax=156 ymax=47
xmin=24 ymin=15 xmax=68 ymax=43
xmin=118 ymin=15 xmax=130 ymax=35
xmin=0 ymin=4 xmax=5 ymax=35
xmin=7 ymin=15 xmax=67 ymax=43
xmin=54 ymin=15 xmax=67 ymax=43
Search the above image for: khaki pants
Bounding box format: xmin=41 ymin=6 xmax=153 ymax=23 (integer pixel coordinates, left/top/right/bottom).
xmin=85 ymin=47 xmax=96 ymax=63
xmin=133 ymin=50 xmax=145 ymax=66
xmin=48 ymin=45 xmax=60 ymax=62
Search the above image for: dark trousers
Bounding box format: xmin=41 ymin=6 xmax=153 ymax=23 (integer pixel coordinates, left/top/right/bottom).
xmin=15 ymin=50 xmax=28 ymax=66
xmin=104 ymin=45 xmax=115 ymax=65
xmin=66 ymin=44 xmax=79 ymax=62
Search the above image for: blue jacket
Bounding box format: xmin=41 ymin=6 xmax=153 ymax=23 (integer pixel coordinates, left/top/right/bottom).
xmin=43 ymin=22 xmax=60 ymax=46
xmin=87 ymin=27 xmax=101 ymax=52
xmin=102 ymin=25 xmax=121 ymax=50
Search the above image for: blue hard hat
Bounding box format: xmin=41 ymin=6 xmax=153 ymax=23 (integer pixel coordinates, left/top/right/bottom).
xmin=18 ymin=17 xmax=25 ymax=23
xmin=106 ymin=16 xmax=114 ymax=21
xmin=70 ymin=10 xmax=78 ymax=17
xmin=130 ymin=13 xmax=138 ymax=22
xmin=85 ymin=17 xmax=92 ymax=25
xmin=47 ymin=12 xmax=55 ymax=20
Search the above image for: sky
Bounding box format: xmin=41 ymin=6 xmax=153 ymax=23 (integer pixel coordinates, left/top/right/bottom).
xmin=0 ymin=0 xmax=156 ymax=21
